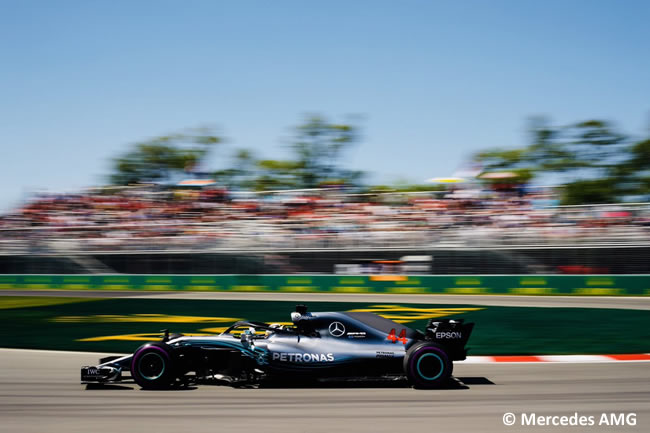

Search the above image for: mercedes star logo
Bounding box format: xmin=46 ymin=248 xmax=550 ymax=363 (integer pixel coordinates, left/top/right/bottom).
xmin=328 ymin=321 xmax=346 ymax=337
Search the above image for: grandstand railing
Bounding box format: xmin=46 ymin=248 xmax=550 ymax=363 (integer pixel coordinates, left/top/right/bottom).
xmin=0 ymin=225 xmax=648 ymax=254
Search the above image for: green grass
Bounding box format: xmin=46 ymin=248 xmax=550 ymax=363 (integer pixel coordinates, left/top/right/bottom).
xmin=0 ymin=296 xmax=100 ymax=310
xmin=1 ymin=297 xmax=650 ymax=355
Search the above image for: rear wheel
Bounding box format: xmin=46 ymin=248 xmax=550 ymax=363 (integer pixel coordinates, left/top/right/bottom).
xmin=403 ymin=343 xmax=452 ymax=389
xmin=131 ymin=343 xmax=176 ymax=389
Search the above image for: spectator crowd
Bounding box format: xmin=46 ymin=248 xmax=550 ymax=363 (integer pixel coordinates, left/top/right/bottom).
xmin=0 ymin=185 xmax=648 ymax=253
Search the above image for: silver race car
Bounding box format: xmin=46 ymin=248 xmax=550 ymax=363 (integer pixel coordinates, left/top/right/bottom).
xmin=81 ymin=305 xmax=474 ymax=389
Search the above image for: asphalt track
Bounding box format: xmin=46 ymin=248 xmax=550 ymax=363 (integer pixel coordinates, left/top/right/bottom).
xmin=0 ymin=349 xmax=647 ymax=433
xmin=2 ymin=289 xmax=650 ymax=309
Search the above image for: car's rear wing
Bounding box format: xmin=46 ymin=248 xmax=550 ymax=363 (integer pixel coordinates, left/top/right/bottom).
xmin=425 ymin=319 xmax=474 ymax=361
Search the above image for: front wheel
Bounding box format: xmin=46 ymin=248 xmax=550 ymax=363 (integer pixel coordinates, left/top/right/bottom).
xmin=130 ymin=343 xmax=176 ymax=389
xmin=403 ymin=342 xmax=452 ymax=389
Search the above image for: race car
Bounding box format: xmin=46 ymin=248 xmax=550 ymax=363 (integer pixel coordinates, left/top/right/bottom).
xmin=81 ymin=305 xmax=474 ymax=389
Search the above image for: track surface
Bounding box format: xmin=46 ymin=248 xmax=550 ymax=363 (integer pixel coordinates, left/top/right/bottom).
xmin=2 ymin=290 xmax=650 ymax=309
xmin=1 ymin=349 xmax=647 ymax=433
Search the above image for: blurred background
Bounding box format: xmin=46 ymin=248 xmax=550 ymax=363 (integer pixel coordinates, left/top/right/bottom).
xmin=1 ymin=4 xmax=650 ymax=431
xmin=1 ymin=0 xmax=649 ymax=276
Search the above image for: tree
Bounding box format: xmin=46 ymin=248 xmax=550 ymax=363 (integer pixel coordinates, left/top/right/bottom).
xmin=556 ymin=120 xmax=628 ymax=204
xmin=291 ymin=115 xmax=360 ymax=188
xmin=526 ymin=116 xmax=576 ymax=172
xmin=611 ymin=138 xmax=650 ymax=198
xmin=565 ymin=120 xmax=627 ymax=174
xmin=252 ymin=159 xmax=303 ymax=191
xmin=475 ymin=117 xmax=560 ymax=175
xmin=473 ymin=118 xmax=634 ymax=204
xmin=213 ymin=115 xmax=362 ymax=191
xmin=623 ymin=139 xmax=650 ymax=174
xmin=110 ymin=128 xmax=221 ymax=185
xmin=561 ymin=179 xmax=620 ymax=205
xmin=214 ymin=148 xmax=257 ymax=189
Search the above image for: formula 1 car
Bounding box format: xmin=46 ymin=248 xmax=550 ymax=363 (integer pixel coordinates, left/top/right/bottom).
xmin=81 ymin=305 xmax=474 ymax=389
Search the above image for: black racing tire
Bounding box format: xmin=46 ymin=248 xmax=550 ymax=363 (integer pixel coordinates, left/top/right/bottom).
xmin=403 ymin=342 xmax=453 ymax=389
xmin=130 ymin=343 xmax=176 ymax=389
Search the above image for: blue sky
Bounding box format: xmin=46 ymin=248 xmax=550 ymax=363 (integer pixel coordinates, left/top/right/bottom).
xmin=1 ymin=0 xmax=649 ymax=210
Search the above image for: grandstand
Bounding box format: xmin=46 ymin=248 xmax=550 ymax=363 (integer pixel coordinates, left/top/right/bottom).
xmin=1 ymin=187 xmax=648 ymax=275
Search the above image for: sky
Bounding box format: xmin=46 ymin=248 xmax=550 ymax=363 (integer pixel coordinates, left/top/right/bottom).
xmin=1 ymin=0 xmax=649 ymax=211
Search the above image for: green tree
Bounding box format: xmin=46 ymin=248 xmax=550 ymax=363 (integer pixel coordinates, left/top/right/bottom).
xmin=215 ymin=148 xmax=257 ymax=189
xmin=526 ymin=116 xmax=576 ymax=172
xmin=561 ymin=178 xmax=620 ymax=205
xmin=253 ymin=159 xmax=303 ymax=191
xmin=565 ymin=120 xmax=627 ymax=173
xmin=558 ymin=120 xmax=628 ymax=204
xmin=291 ymin=115 xmax=360 ymax=188
xmin=476 ymin=118 xmax=626 ymax=176
xmin=110 ymin=128 xmax=221 ymax=185
xmin=611 ymin=138 xmax=650 ymax=198
xmin=623 ymin=139 xmax=650 ymax=174
xmin=475 ymin=117 xmax=560 ymax=175
xmin=473 ymin=118 xmax=633 ymax=204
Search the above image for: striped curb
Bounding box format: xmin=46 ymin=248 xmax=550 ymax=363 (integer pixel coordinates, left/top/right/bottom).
xmin=461 ymin=354 xmax=650 ymax=363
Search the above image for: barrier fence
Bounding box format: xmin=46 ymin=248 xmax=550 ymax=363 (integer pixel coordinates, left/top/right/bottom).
xmin=0 ymin=274 xmax=648 ymax=295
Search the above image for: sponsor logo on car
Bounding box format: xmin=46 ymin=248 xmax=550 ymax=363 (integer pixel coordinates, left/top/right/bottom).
xmin=435 ymin=331 xmax=463 ymax=339
xmin=347 ymin=331 xmax=366 ymax=339
xmin=328 ymin=322 xmax=346 ymax=337
xmin=375 ymin=351 xmax=395 ymax=358
xmin=272 ymin=352 xmax=335 ymax=362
